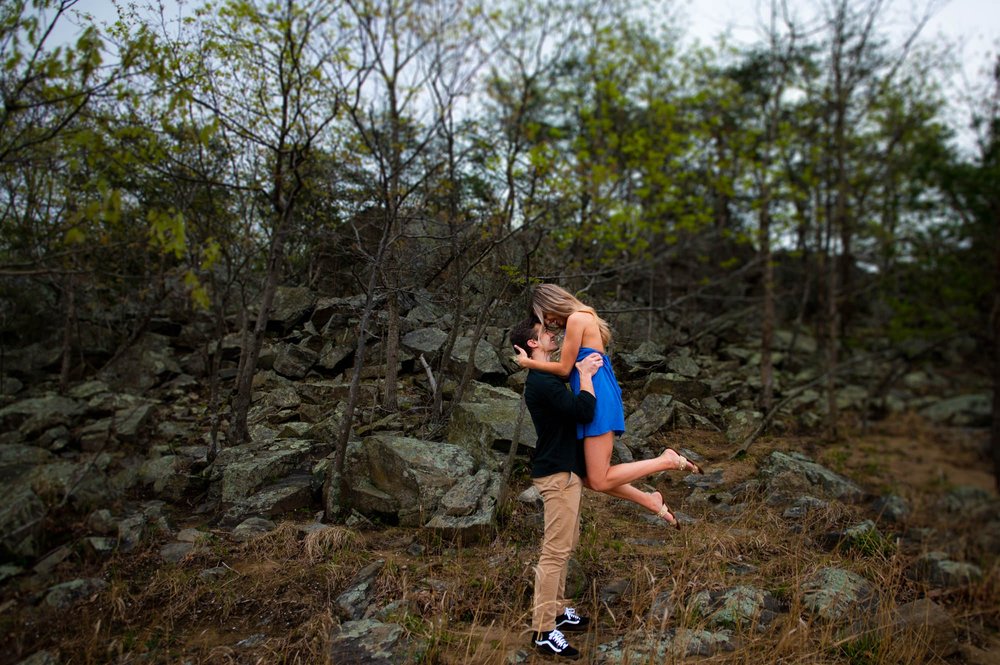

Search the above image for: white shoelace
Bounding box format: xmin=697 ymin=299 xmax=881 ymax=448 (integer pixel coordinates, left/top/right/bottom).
xmin=547 ymin=628 xmax=569 ymax=648
xmin=563 ymin=607 xmax=580 ymax=621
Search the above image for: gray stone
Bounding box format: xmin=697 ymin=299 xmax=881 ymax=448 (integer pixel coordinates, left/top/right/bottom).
xmin=336 ymin=560 xmax=385 ymax=620
xmin=425 ymin=471 xmax=502 ymax=543
xmin=517 ymin=485 xmax=542 ymax=508
xmin=920 ymin=393 xmax=991 ymax=427
xmin=723 ymin=409 xmax=762 ymax=445
xmin=593 ymin=628 xmax=736 ymax=663
xmin=667 ymin=355 xmax=700 ymax=378
xmin=0 ymin=482 xmax=46 ymax=558
xmin=222 ymin=474 xmax=314 ymax=525
xmin=774 ymin=329 xmax=818 ymax=355
xmin=33 ymin=544 xmax=73 ymax=575
xmin=96 ymin=333 xmax=181 ymax=393
xmin=329 ymin=619 xmax=425 ymax=664
xmin=872 ymin=494 xmax=910 ymax=523
xmin=269 ymin=286 xmax=317 ymax=331
xmin=758 ymin=451 xmax=865 ymax=503
xmin=317 ymin=343 xmax=352 ymax=373
xmin=160 ymin=541 xmax=195 ymax=563
xmin=218 ymin=438 xmax=332 ymax=503
xmin=199 ymin=566 xmax=229 ymax=581
xmin=0 ymin=564 xmax=24 ymax=585
xmin=176 ymin=528 xmax=207 ymax=543
xmin=231 ymin=517 xmax=277 ymax=542
xmin=43 ymin=577 xmax=107 ymax=608
xmin=911 ymin=552 xmax=983 ymax=587
xmin=820 ymin=520 xmax=890 ymax=554
xmin=0 ymin=395 xmax=84 ymax=436
xmin=782 ymin=495 xmax=829 ymax=519
xmin=624 ymin=394 xmax=674 ymax=439
xmin=15 ymin=651 xmax=58 ymax=665
xmin=1 ymin=376 xmax=24 ymax=396
xmin=346 ymin=434 xmax=477 ymax=526
xmin=86 ymin=509 xmax=116 ymax=534
xmin=273 ymin=343 xmax=318 ymax=379
xmin=644 ymin=372 xmax=710 ymax=402
xmin=801 ymin=567 xmax=875 ymax=621
xmin=115 ymin=403 xmax=156 ymax=440
xmin=450 ymin=337 xmax=505 ymax=378
xmin=401 ymin=327 xmax=450 ymax=361
xmin=690 ymin=585 xmax=781 ymax=630
xmin=117 ymin=515 xmax=147 ymax=552
xmin=81 ymin=537 xmax=117 ymax=557
xmin=446 ymin=400 xmax=536 ymax=456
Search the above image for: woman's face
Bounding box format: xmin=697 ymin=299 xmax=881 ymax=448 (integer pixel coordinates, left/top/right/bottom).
xmin=544 ymin=313 xmax=567 ymax=330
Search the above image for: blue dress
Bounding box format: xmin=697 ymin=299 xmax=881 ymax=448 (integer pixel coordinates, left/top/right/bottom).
xmin=569 ymin=347 xmax=625 ymax=438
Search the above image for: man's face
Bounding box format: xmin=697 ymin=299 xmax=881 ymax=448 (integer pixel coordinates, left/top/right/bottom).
xmin=535 ymin=325 xmax=559 ymax=354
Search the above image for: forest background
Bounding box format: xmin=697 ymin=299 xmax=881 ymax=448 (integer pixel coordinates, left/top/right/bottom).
xmin=2 ymin=0 xmax=999 ymax=494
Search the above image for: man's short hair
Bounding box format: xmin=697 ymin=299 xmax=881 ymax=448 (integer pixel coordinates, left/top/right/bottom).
xmin=510 ymin=316 xmax=541 ymax=358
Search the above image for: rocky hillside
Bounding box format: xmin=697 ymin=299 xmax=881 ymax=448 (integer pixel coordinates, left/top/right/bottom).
xmin=0 ymin=285 xmax=996 ymax=663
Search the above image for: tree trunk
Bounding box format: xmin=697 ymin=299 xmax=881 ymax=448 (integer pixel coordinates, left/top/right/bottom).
xmin=759 ymin=194 xmax=775 ymax=412
xmin=384 ymin=287 xmax=400 ymax=411
xmin=992 ymin=205 xmax=1000 ymax=490
xmin=229 ymin=219 xmax=289 ymax=447
xmin=59 ymin=274 xmax=75 ymax=394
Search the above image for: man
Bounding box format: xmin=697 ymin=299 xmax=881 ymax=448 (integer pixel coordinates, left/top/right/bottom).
xmin=511 ymin=316 xmax=602 ymax=660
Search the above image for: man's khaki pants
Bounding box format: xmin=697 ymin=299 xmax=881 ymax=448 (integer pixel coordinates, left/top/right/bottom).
xmin=531 ymin=471 xmax=583 ymax=633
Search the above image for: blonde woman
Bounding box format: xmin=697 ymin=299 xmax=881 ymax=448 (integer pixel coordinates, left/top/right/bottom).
xmin=513 ymin=283 xmax=702 ymax=526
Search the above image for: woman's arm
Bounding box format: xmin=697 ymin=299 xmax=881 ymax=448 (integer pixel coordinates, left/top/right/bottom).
xmin=515 ymin=312 xmax=588 ymax=378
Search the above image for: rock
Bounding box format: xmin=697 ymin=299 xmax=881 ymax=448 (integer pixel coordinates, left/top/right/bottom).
xmin=231 ymin=517 xmax=277 ymax=542
xmin=81 ymin=537 xmax=117 ymax=558
xmin=86 ymin=509 xmax=116 ymax=534
xmin=273 ymin=343 xmax=319 ymax=379
xmin=43 ymin=577 xmax=107 ymax=608
xmin=920 ymin=394 xmax=991 ymax=427
xmin=782 ymin=495 xmax=829 ymax=519
xmin=758 ymin=451 xmax=865 ymax=503
xmin=600 ymin=578 xmax=630 ymax=605
xmin=221 ymin=474 xmax=314 ymax=525
xmin=0 ymin=482 xmax=46 ymax=558
xmin=667 ymin=354 xmax=700 ymax=378
xmin=329 ymin=619 xmax=426 ymax=664
xmin=593 ymin=628 xmax=736 ymax=663
xmin=691 ymin=585 xmax=782 ymax=630
xmin=114 ymin=402 xmax=156 ymax=440
xmin=840 ymin=598 xmax=954 ymax=651
xmin=449 ymin=337 xmax=505 ymax=380
xmin=199 ymin=566 xmax=229 ymax=581
xmin=160 ymin=541 xmax=195 ymax=563
xmin=425 ymin=470 xmax=502 ymax=543
xmin=624 ymin=394 xmax=674 ymax=439
xmin=0 ymin=395 xmax=84 ymax=438
xmin=176 ymin=528 xmax=207 ymax=543
xmin=345 ymin=434 xmax=477 ymax=526
xmin=446 ymin=399 xmax=536 ymax=457
xmin=517 ymin=485 xmax=542 ymax=508
xmin=96 ymin=333 xmax=181 ymax=393
xmin=723 ymin=409 xmax=762 ymax=445
xmin=217 ymin=438 xmax=333 ymax=504
xmin=269 ymin=286 xmax=317 ymax=332
xmin=117 ymin=515 xmax=147 ymax=552
xmin=401 ymin=327 xmax=450 ymax=363
xmin=870 ymin=494 xmax=910 ymax=523
xmin=0 ymin=564 xmax=24 ymax=584
xmin=774 ymin=329 xmax=818 ymax=355
xmin=934 ymin=486 xmax=995 ymax=518
xmin=33 ymin=544 xmax=73 ymax=575
xmin=336 ymin=560 xmax=385 ymax=620
xmin=801 ymin=567 xmax=875 ymax=621
xmin=819 ymin=520 xmax=891 ymax=555
xmin=910 ymin=552 xmax=983 ymax=587
xmin=14 ymin=651 xmax=58 ymax=665
xmin=644 ymin=373 xmax=710 ymax=402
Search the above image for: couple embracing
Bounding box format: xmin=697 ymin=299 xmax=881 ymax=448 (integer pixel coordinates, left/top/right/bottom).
xmin=510 ymin=284 xmax=703 ymax=660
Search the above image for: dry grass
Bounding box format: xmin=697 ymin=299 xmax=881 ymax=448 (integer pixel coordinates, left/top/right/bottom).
xmin=2 ymin=419 xmax=998 ymax=664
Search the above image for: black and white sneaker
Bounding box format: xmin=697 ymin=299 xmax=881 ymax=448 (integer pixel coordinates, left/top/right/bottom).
xmin=534 ymin=628 xmax=580 ymax=660
xmin=555 ymin=606 xmax=590 ymax=632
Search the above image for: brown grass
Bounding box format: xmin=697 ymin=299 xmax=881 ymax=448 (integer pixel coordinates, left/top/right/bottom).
xmin=1 ymin=418 xmax=998 ymax=664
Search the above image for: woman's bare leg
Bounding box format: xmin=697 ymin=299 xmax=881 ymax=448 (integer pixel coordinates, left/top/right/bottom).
xmin=581 ymin=479 xmax=677 ymax=525
xmin=582 ymin=432 xmax=695 ymax=492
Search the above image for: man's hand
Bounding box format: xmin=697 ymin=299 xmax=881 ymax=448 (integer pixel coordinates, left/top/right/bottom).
xmin=512 ymin=345 xmax=529 ymax=368
xmin=575 ymin=352 xmax=602 ymax=378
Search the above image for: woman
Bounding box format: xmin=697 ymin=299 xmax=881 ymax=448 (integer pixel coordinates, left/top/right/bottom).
xmin=513 ymin=283 xmax=702 ymax=526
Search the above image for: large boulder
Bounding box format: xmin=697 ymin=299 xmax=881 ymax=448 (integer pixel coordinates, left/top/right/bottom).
xmin=0 ymin=395 xmax=85 ymax=439
xmin=401 ymin=328 xmax=449 ymax=364
xmin=345 ymin=434 xmax=478 ymax=527
xmin=448 ymin=337 xmax=505 ymax=380
xmin=446 ymin=399 xmax=536 ymax=457
xmin=96 ymin=333 xmax=181 ymax=394
xmin=329 ymin=619 xmax=426 ymax=664
xmin=801 ymin=567 xmax=876 ymax=621
xmin=268 ymin=286 xmax=317 ymax=332
xmin=424 ymin=469 xmax=502 ymax=543
xmin=644 ymin=372 xmax=711 ymax=403
xmin=920 ymin=394 xmax=991 ymax=427
xmin=758 ymin=451 xmax=865 ymax=503
xmin=214 ymin=438 xmax=334 ymax=505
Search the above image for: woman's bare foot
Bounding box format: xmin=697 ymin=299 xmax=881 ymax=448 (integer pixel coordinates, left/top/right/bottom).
xmin=650 ymin=491 xmax=679 ymax=529
xmin=659 ymin=448 xmax=704 ymax=475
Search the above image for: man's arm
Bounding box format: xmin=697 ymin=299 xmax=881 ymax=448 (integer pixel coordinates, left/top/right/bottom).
xmin=534 ymin=353 xmax=602 ymax=423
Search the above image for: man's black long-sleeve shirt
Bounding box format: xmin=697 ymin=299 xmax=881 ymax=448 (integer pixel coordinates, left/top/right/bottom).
xmin=524 ymin=369 xmax=595 ymax=479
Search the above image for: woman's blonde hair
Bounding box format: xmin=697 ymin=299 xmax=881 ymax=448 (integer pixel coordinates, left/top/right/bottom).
xmin=531 ymin=283 xmax=612 ymax=347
